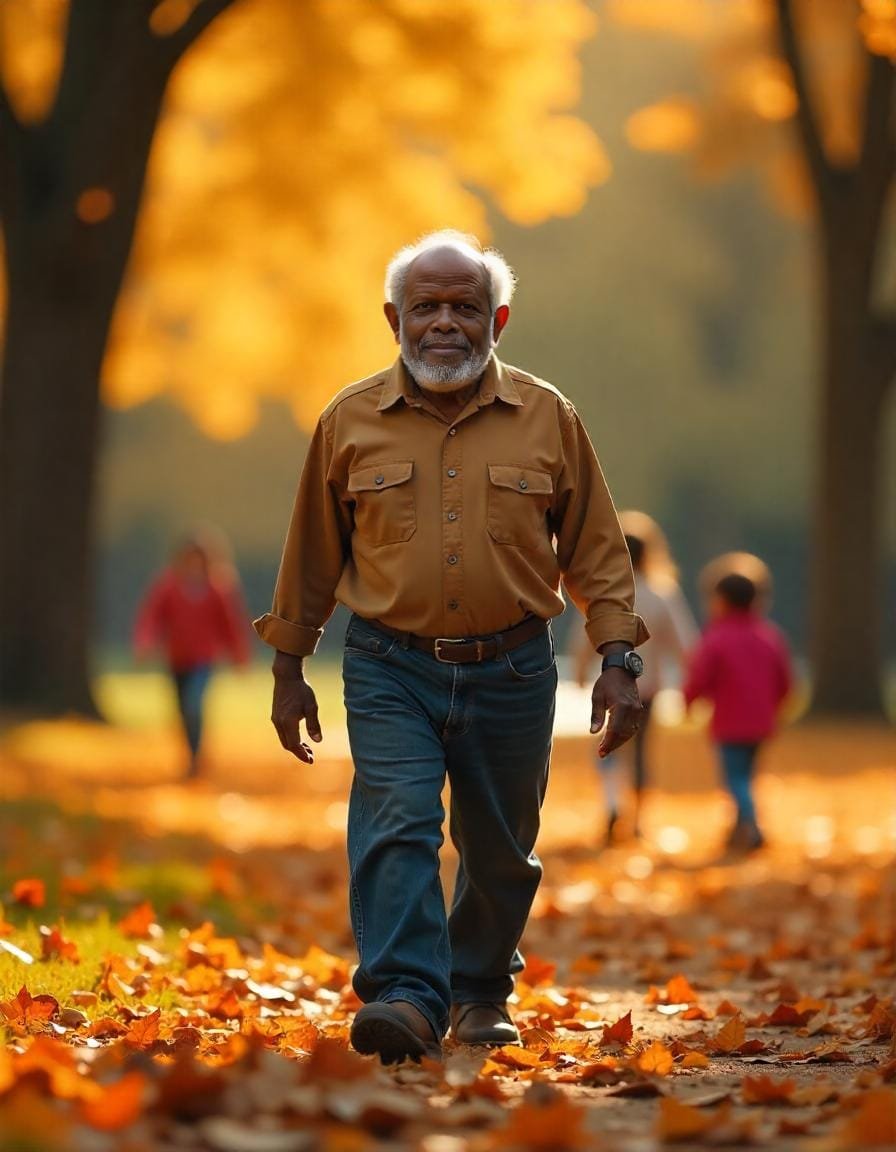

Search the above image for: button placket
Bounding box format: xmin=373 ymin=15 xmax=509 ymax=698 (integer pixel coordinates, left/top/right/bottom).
xmin=443 ymin=425 xmax=464 ymax=618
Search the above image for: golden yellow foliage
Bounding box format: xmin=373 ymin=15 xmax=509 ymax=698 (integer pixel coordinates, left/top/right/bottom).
xmin=612 ymin=0 xmax=873 ymax=213
xmin=0 ymin=0 xmax=65 ymax=122
xmin=626 ymin=99 xmax=702 ymax=153
xmin=1 ymin=0 xmax=607 ymax=438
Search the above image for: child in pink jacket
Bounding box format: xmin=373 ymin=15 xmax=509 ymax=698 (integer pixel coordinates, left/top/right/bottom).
xmin=683 ymin=556 xmax=792 ymax=852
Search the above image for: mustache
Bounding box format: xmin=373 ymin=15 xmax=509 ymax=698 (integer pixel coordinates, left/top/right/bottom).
xmin=419 ymin=337 xmax=471 ymax=351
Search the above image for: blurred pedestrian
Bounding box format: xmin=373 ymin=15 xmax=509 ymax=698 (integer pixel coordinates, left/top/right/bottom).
xmin=133 ymin=532 xmax=250 ymax=779
xmin=683 ymin=553 xmax=793 ymax=853
xmin=575 ymin=511 xmax=697 ymax=844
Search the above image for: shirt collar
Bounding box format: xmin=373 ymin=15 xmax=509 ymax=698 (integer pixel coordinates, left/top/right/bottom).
xmin=377 ymin=355 xmax=523 ymax=411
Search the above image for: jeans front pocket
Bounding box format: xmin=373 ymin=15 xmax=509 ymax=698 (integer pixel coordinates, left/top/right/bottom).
xmin=344 ymin=619 xmax=398 ymax=659
xmin=503 ymin=627 xmax=556 ymax=680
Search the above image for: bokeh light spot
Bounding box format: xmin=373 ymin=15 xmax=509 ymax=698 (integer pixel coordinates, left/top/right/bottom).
xmin=76 ymin=187 xmax=115 ymax=224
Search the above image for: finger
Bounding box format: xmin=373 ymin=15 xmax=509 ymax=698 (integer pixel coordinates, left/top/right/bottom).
xmin=273 ymin=715 xmax=313 ymax=763
xmin=599 ymin=706 xmax=638 ymax=758
xmin=305 ymin=700 xmax=323 ymax=743
xmin=590 ymin=688 xmax=606 ymax=735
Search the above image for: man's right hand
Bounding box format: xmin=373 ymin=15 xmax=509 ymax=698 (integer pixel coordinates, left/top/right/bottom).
xmin=271 ymin=651 xmax=322 ymax=763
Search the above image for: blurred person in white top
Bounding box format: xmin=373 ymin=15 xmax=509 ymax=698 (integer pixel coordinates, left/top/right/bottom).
xmin=576 ymin=511 xmax=697 ymax=844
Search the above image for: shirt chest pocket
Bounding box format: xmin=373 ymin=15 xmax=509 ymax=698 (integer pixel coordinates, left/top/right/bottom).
xmin=487 ymin=464 xmax=554 ymax=549
xmin=348 ymin=461 xmax=416 ymax=546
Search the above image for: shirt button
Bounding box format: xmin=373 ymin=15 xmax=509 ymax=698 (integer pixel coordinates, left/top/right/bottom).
xmin=375 ymin=475 xmax=384 ymax=485
xmin=447 ymin=511 xmax=457 ymax=521
xmin=447 ymin=468 xmax=457 ymax=478
xmin=448 ymin=428 xmax=457 ymax=436
xmin=519 ymin=479 xmax=528 ymax=490
xmin=447 ymin=554 xmax=458 ymax=565
xmin=448 ymin=599 xmax=459 ymax=610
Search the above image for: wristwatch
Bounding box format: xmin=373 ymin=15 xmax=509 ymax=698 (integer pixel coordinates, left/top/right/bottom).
xmin=601 ymin=650 xmax=645 ymax=679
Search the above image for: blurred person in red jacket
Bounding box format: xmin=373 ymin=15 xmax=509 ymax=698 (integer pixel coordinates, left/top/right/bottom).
xmin=683 ymin=553 xmax=793 ymax=854
xmin=134 ymin=532 xmax=250 ymax=778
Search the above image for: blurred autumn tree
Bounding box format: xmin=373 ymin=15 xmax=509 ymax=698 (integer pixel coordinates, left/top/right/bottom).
xmin=0 ymin=0 xmax=604 ymax=716
xmin=611 ymin=0 xmax=895 ymax=718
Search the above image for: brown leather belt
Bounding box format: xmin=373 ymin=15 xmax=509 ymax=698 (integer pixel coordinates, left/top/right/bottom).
xmin=369 ymin=614 xmax=547 ymax=664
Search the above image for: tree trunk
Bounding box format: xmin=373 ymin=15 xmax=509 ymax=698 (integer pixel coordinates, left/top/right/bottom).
xmin=0 ymin=254 xmax=112 ymax=716
xmin=0 ymin=13 xmax=175 ymax=718
xmin=809 ymin=224 xmax=889 ymax=717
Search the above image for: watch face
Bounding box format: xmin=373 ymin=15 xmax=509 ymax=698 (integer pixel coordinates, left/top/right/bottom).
xmin=625 ymin=651 xmax=644 ymax=677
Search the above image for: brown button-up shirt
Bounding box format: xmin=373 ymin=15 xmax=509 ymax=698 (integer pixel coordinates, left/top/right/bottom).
xmin=254 ymin=356 xmax=648 ymax=655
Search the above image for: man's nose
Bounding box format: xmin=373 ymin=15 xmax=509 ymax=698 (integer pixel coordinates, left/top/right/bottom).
xmin=430 ymin=304 xmax=459 ymax=331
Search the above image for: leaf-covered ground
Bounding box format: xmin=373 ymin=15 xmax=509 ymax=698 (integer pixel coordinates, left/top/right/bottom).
xmin=0 ymin=712 xmax=893 ymax=1151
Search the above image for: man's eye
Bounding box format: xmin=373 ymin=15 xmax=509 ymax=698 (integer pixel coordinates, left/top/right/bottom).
xmin=413 ymin=302 xmax=434 ymax=312
xmin=459 ymin=303 xmax=478 ymax=313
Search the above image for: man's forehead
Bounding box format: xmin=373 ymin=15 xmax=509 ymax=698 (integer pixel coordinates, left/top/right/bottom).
xmin=403 ymin=247 xmax=489 ymax=295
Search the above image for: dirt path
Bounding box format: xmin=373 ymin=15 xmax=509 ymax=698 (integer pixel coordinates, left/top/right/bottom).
xmin=0 ymin=722 xmax=893 ymax=1149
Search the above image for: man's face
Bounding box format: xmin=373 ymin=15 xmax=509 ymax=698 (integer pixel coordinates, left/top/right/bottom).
xmin=384 ymin=248 xmax=508 ymax=392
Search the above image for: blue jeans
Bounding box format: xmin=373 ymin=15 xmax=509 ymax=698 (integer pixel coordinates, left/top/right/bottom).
xmin=172 ymin=664 xmax=212 ymax=764
xmin=342 ymin=614 xmax=557 ymax=1039
xmin=719 ymin=741 xmax=760 ymax=829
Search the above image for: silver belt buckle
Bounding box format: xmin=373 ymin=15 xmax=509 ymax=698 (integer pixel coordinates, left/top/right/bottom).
xmin=434 ymin=637 xmax=467 ymax=663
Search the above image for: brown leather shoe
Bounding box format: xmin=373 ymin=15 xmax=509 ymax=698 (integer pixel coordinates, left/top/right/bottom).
xmin=450 ymin=1002 xmax=520 ymax=1046
xmin=350 ymin=1000 xmax=442 ymax=1063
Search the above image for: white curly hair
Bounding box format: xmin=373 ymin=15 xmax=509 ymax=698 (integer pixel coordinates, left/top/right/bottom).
xmin=384 ymin=229 xmax=517 ymax=314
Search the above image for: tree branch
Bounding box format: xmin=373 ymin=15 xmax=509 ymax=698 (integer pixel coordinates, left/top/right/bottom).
xmin=157 ymin=0 xmax=238 ymax=67
xmin=774 ymin=0 xmax=835 ymax=214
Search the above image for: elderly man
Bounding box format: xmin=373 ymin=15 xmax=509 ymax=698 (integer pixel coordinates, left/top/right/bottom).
xmin=255 ymin=230 xmax=647 ymax=1063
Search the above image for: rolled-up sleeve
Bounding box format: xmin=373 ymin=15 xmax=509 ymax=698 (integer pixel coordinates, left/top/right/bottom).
xmin=553 ymin=402 xmax=649 ymax=651
xmin=253 ymin=416 xmax=352 ymax=656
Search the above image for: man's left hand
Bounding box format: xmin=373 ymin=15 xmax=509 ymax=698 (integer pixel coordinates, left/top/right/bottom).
xmin=591 ymin=669 xmax=642 ymax=758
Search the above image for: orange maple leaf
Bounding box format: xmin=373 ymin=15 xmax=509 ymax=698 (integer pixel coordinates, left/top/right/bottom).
xmin=839 ymin=1088 xmax=896 ymax=1147
xmin=118 ymin=902 xmax=159 ymax=940
xmin=493 ymin=1082 xmax=588 ymax=1149
xmin=521 ymin=954 xmax=557 ymax=987
xmin=39 ymin=925 xmax=80 ymax=964
xmin=710 ymin=1014 xmax=746 ymax=1054
xmin=742 ymin=1075 xmax=797 ymax=1105
xmin=80 ymin=1072 xmax=147 ymax=1131
xmin=125 ymin=1008 xmax=161 ymax=1048
xmin=666 ymin=974 xmax=699 ymax=1004
xmin=638 ymin=1040 xmax=675 ymax=1076
xmin=768 ymin=1003 xmax=810 ymax=1027
xmin=0 ymin=986 xmax=59 ymax=1030
xmin=601 ymin=1009 xmax=634 ymax=1046
xmin=656 ymin=1096 xmax=715 ymax=1142
xmin=12 ymin=879 xmax=45 ymax=908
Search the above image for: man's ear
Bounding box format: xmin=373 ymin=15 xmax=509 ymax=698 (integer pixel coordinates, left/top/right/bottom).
xmin=493 ymin=304 xmax=510 ymax=343
xmin=384 ymin=302 xmax=400 ymax=343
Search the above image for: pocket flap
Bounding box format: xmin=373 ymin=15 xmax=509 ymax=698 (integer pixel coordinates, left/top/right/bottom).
xmin=488 ymin=464 xmax=553 ymax=495
xmin=348 ymin=461 xmax=414 ymax=493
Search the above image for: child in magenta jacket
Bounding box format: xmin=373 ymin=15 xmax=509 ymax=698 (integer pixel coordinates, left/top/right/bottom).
xmin=683 ymin=555 xmax=793 ymax=852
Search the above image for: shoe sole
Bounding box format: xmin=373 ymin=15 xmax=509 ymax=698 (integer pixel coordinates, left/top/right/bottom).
xmin=350 ymin=1007 xmax=441 ymax=1064
xmin=452 ymin=1029 xmax=521 ymax=1046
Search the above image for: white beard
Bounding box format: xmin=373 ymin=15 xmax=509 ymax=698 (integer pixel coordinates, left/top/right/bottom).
xmin=401 ymin=332 xmax=493 ymax=393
